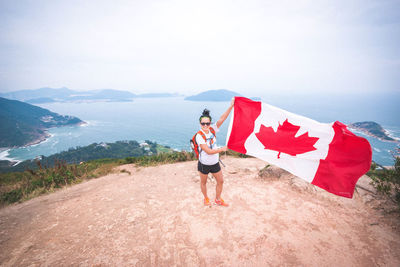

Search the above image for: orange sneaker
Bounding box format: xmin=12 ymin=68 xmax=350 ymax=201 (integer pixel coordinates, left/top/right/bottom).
xmin=215 ymin=198 xmax=229 ymax=207
xmin=204 ymin=197 xmax=211 ymax=206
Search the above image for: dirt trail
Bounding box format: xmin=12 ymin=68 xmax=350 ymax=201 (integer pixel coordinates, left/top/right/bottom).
xmin=1 ymin=157 xmax=399 ymax=266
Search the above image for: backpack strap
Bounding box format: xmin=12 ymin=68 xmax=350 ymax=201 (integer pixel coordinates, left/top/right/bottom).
xmin=197 ymin=130 xmax=206 ymax=142
xmin=208 ymin=127 xmax=216 ymax=146
xmin=209 ymin=127 xmax=216 ymax=137
xmin=198 ymin=128 xmax=216 ymax=145
xmin=195 ymin=131 xmax=206 ymax=161
xmin=196 ymin=128 xmax=217 ymax=160
xmin=197 ymin=127 xmax=216 ymax=150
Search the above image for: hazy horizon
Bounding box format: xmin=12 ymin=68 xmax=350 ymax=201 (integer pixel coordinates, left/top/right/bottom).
xmin=1 ymin=0 xmax=399 ymax=95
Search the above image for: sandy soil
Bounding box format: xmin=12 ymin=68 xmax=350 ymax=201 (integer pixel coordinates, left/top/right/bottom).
xmin=0 ymin=156 xmax=399 ymax=266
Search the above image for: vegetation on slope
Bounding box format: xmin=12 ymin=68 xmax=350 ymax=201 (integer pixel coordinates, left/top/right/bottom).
xmin=368 ymin=157 xmax=400 ymax=210
xmin=0 ymin=140 xmax=161 ymax=173
xmin=0 ymin=149 xmax=250 ymax=206
xmin=0 ymin=97 xmax=83 ymax=147
xmin=0 ymin=151 xmax=195 ymax=206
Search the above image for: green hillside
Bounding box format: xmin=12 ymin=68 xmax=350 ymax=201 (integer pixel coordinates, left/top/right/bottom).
xmin=0 ymin=97 xmax=83 ymax=147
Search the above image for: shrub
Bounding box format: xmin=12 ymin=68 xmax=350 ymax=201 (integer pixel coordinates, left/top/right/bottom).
xmin=1 ymin=188 xmax=22 ymax=203
xmin=124 ymin=151 xmax=196 ymax=166
xmin=0 ymin=158 xmax=122 ymax=205
xmin=368 ymin=157 xmax=400 ymax=210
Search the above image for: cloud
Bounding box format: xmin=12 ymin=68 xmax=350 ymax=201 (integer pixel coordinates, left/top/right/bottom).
xmin=0 ymin=0 xmax=399 ymax=94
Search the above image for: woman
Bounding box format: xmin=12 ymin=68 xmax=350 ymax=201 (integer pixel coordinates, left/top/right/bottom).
xmin=196 ymin=98 xmax=234 ymax=206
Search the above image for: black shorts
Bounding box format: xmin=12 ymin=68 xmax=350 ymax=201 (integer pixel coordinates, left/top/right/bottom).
xmin=198 ymin=161 xmax=221 ymax=175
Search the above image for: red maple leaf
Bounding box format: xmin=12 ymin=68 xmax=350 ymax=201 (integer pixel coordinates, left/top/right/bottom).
xmin=255 ymin=119 xmax=319 ymax=158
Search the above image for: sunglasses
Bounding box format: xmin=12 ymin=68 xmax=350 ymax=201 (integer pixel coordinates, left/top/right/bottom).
xmin=201 ymin=122 xmax=211 ymax=126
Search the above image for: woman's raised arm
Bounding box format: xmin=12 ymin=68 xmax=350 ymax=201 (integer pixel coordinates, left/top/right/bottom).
xmin=216 ymin=98 xmax=235 ymax=128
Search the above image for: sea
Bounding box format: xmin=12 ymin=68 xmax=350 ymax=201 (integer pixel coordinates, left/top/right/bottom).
xmin=1 ymin=93 xmax=399 ymax=166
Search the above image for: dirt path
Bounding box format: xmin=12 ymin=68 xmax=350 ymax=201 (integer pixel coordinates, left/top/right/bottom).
xmin=1 ymin=157 xmax=399 ymax=266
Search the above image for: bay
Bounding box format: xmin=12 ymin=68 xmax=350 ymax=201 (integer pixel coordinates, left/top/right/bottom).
xmin=5 ymin=98 xmax=232 ymax=162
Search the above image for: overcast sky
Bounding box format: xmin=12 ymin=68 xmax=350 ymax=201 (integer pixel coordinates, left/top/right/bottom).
xmin=0 ymin=0 xmax=399 ymax=95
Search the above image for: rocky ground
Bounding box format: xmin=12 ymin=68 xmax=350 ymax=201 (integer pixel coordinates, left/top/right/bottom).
xmin=0 ymin=156 xmax=399 ymax=266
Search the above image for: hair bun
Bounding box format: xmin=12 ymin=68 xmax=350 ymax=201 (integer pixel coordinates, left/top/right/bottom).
xmin=202 ymin=109 xmax=210 ymax=117
xmin=199 ymin=108 xmax=212 ymax=122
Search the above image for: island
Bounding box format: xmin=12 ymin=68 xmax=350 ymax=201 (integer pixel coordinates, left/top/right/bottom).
xmin=0 ymin=97 xmax=84 ymax=148
xmin=348 ymin=121 xmax=397 ymax=142
xmin=184 ymin=89 xmax=242 ymax=101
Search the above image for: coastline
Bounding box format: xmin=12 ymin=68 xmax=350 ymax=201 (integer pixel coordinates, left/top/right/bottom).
xmin=24 ymin=132 xmax=52 ymax=147
xmin=0 ymin=132 xmax=51 ymax=165
xmin=24 ymin=121 xmax=87 ymax=148
xmin=0 ymin=121 xmax=87 ymax=164
xmin=348 ymin=126 xmax=399 ymax=143
xmin=385 ymin=128 xmax=400 ymax=142
xmin=0 ymin=149 xmax=20 ymax=165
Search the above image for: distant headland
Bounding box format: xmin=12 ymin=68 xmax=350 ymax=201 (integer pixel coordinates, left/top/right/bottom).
xmin=348 ymin=121 xmax=398 ymax=142
xmin=0 ymin=97 xmax=84 ymax=148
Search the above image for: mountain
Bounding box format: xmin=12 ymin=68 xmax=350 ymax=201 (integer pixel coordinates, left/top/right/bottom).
xmin=0 ymin=87 xmax=75 ymax=102
xmin=184 ymin=89 xmax=242 ymax=101
xmin=0 ymin=87 xmax=136 ymax=103
xmin=0 ymin=97 xmax=84 ymax=147
xmin=0 ymin=87 xmax=182 ymax=103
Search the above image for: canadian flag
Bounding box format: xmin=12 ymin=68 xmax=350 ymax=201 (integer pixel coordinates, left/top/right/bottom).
xmin=226 ymin=97 xmax=372 ymax=198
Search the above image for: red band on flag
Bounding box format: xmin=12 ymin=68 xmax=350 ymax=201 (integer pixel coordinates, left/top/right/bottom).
xmin=227 ymin=97 xmax=262 ymax=154
xmin=312 ymin=121 xmax=372 ymax=198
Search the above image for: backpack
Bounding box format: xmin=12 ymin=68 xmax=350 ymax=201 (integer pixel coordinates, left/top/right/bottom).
xmin=190 ymin=127 xmax=216 ymax=159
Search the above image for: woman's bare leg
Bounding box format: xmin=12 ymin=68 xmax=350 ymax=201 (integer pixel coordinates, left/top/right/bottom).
xmin=212 ymin=170 xmax=224 ymax=200
xmin=199 ymin=172 xmax=209 ymax=199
